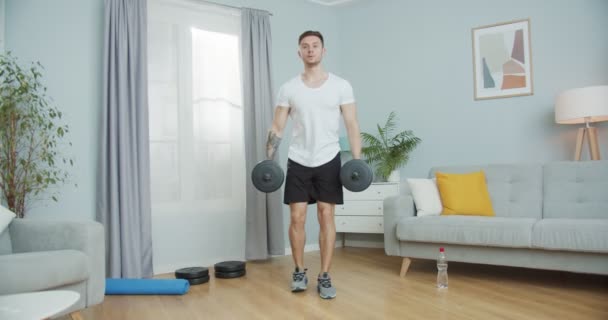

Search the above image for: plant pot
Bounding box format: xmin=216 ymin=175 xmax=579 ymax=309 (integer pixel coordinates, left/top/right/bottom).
xmin=387 ymin=169 xmax=400 ymax=182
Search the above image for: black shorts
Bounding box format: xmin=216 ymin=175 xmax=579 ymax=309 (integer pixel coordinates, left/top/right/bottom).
xmin=283 ymin=153 xmax=343 ymax=205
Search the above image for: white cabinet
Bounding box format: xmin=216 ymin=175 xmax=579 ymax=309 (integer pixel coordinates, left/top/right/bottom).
xmin=335 ymin=182 xmax=399 ymax=236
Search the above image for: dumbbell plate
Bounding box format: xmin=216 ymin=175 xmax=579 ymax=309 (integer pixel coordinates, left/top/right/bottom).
xmin=187 ymin=275 xmax=210 ymax=285
xmin=215 ymin=269 xmax=247 ymax=279
xmin=340 ymin=159 xmax=373 ymax=192
xmin=214 ymin=261 xmax=246 ymax=273
xmin=175 ymin=267 xmax=209 ymax=279
xmin=251 ymin=160 xmax=284 ymax=193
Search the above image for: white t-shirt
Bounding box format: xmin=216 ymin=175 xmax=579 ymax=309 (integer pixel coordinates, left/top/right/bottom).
xmin=276 ymin=73 xmax=355 ymax=167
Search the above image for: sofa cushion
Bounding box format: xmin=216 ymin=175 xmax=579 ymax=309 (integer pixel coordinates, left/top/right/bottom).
xmin=435 ymin=170 xmax=494 ymax=216
xmin=430 ymin=164 xmax=543 ymax=219
xmin=0 ymin=249 xmax=88 ymax=295
xmin=0 ymin=228 xmax=11 ymax=255
xmin=0 ymin=206 xmax=16 ymax=255
xmin=0 ymin=205 xmax=15 ymax=235
xmin=543 ymin=161 xmax=608 ymax=219
xmin=407 ymin=178 xmax=442 ymax=217
xmin=396 ymin=216 xmax=535 ymax=248
xmin=532 ymin=219 xmax=608 ymax=253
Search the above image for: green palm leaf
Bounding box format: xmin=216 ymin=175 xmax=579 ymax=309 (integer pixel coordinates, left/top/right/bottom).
xmin=360 ymin=111 xmax=421 ymax=180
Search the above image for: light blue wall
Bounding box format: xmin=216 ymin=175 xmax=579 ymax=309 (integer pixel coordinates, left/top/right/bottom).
xmin=338 ymin=0 xmax=608 ymax=181
xmin=4 ymin=0 xmax=339 ymax=247
xmin=213 ymin=0 xmax=342 ymax=86
xmin=5 ymin=0 xmax=103 ymax=220
xmin=6 ymin=0 xmax=607 ymax=249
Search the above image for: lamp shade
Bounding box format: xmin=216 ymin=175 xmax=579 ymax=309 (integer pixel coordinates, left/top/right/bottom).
xmin=555 ymin=85 xmax=608 ymax=124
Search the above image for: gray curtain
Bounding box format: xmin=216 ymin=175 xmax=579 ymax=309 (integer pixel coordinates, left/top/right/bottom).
xmin=242 ymin=8 xmax=285 ymax=259
xmin=98 ymin=0 xmax=153 ymax=278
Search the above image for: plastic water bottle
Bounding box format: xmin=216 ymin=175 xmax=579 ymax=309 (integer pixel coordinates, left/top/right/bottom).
xmin=437 ymin=247 xmax=448 ymax=289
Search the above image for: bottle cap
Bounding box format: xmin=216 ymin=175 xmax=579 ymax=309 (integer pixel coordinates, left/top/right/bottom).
xmin=439 ymin=247 xmax=445 ymax=252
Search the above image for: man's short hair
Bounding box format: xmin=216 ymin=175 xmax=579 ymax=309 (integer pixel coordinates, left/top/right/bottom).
xmin=298 ymin=31 xmax=324 ymax=47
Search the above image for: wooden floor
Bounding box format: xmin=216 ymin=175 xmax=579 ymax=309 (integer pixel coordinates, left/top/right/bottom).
xmin=62 ymin=248 xmax=608 ymax=319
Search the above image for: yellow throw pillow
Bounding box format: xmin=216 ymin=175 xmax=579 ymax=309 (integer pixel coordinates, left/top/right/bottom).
xmin=435 ymin=170 xmax=495 ymax=216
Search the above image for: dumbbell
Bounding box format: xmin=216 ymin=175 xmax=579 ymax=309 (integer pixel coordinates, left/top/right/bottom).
xmin=251 ymin=160 xmax=285 ymax=193
xmin=339 ymin=159 xmax=374 ymax=192
xmin=251 ymin=159 xmax=373 ymax=193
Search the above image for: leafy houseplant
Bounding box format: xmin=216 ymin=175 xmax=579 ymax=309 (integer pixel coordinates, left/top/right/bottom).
xmin=361 ymin=111 xmax=421 ymax=181
xmin=0 ymin=52 xmax=73 ymax=218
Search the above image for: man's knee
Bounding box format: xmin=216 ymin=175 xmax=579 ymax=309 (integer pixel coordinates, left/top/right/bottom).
xmin=317 ymin=203 xmax=334 ymax=221
xmin=290 ymin=211 xmax=306 ymax=228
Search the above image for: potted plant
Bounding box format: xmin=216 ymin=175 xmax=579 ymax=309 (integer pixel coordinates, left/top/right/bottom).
xmin=361 ymin=111 xmax=421 ymax=182
xmin=0 ymin=52 xmax=73 ymax=218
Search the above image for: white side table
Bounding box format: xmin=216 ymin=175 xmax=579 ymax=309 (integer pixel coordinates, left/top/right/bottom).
xmin=336 ymin=182 xmax=400 ymax=246
xmin=0 ymin=290 xmax=82 ymax=320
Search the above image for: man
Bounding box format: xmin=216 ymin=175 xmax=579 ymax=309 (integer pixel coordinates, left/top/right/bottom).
xmin=265 ymin=30 xmax=362 ymax=299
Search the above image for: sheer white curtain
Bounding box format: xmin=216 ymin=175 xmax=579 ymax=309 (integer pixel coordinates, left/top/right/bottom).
xmin=148 ymin=0 xmax=245 ymax=273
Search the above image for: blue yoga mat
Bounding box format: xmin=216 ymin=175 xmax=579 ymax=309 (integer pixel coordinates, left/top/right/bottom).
xmin=105 ymin=278 xmax=190 ymax=295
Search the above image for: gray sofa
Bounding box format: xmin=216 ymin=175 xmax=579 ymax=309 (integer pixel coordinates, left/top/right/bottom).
xmin=383 ymin=160 xmax=608 ymax=277
xmin=0 ymin=219 xmax=105 ymax=316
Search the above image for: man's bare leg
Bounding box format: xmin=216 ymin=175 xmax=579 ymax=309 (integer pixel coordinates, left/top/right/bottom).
xmin=289 ymin=202 xmax=308 ymax=269
xmin=317 ymin=201 xmax=336 ymax=273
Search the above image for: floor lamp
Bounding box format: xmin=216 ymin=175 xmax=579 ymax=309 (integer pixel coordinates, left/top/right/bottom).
xmin=555 ymin=85 xmax=608 ymax=161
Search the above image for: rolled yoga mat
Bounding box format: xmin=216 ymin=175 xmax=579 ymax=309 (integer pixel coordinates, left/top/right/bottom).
xmin=105 ymin=278 xmax=190 ymax=295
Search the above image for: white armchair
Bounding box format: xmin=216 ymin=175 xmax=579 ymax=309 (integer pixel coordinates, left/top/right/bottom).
xmin=0 ymin=219 xmax=105 ymax=317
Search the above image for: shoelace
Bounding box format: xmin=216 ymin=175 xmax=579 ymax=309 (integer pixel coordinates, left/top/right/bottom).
xmin=293 ymin=269 xmax=307 ymax=282
xmin=318 ymin=276 xmax=332 ymax=288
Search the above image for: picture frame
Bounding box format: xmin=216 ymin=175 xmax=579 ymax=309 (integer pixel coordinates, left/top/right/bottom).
xmin=472 ymin=18 xmax=533 ymax=100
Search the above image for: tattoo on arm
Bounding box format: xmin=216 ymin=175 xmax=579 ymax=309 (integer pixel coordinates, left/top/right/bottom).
xmin=266 ymin=131 xmax=282 ymax=160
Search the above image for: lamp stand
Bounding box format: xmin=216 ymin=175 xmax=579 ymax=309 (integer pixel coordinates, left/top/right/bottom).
xmin=574 ymin=125 xmax=601 ymax=161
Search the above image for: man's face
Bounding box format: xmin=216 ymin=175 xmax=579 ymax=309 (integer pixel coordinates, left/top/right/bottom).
xmin=298 ymin=36 xmax=325 ymax=66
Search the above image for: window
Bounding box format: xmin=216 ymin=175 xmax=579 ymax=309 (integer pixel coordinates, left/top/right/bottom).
xmin=148 ymin=0 xmax=244 ymax=215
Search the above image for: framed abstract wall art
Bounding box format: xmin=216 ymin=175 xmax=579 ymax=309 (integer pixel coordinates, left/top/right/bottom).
xmin=472 ymin=19 xmax=533 ymax=100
